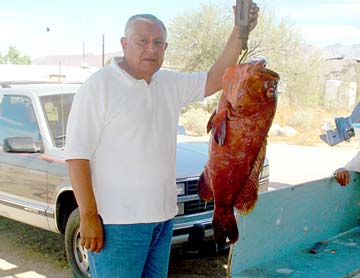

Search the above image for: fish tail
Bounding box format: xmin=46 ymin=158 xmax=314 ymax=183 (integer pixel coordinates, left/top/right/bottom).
xmin=213 ymin=209 xmax=239 ymax=246
xmin=197 ymin=169 xmax=214 ymax=201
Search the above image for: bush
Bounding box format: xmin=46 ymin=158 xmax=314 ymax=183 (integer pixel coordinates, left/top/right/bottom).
xmin=271 ymin=101 xmax=355 ymax=145
xmin=180 ymin=108 xmax=211 ymax=136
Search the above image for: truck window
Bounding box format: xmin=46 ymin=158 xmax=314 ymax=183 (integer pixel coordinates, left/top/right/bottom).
xmin=40 ymin=93 xmax=74 ymax=148
xmin=0 ymin=95 xmax=41 ymax=145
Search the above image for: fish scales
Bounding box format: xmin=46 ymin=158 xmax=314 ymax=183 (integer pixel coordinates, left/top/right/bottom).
xmin=197 ymin=60 xmax=280 ymax=245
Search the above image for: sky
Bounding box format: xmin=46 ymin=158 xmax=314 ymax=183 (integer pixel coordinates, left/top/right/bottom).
xmin=0 ymin=0 xmax=359 ymax=59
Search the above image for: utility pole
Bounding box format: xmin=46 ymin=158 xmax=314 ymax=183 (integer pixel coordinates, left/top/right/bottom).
xmin=82 ymin=41 xmax=85 ymax=67
xmin=102 ymin=34 xmax=105 ymax=67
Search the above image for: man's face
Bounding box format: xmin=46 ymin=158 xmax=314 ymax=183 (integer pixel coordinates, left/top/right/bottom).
xmin=121 ymin=20 xmax=168 ymax=81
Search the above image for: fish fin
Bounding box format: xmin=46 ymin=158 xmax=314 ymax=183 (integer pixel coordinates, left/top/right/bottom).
xmin=211 ymin=110 xmax=227 ymax=146
xmin=197 ymin=169 xmax=214 ymax=201
xmin=234 ymin=140 xmax=267 ymax=214
xmin=206 ymin=110 xmax=216 ymax=133
xmin=213 ymin=208 xmax=239 ymax=246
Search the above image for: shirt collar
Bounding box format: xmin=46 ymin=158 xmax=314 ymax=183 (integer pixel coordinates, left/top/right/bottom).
xmin=111 ymin=56 xmax=158 ymax=87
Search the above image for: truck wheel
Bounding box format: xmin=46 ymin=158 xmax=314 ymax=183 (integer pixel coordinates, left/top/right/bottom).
xmin=65 ymin=209 xmax=90 ymax=278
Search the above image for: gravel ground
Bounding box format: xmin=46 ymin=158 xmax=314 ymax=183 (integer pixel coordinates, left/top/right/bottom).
xmin=0 ymin=216 xmax=228 ymax=278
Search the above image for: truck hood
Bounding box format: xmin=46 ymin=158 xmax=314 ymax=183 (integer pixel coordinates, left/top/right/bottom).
xmin=176 ymin=141 xmax=209 ymax=180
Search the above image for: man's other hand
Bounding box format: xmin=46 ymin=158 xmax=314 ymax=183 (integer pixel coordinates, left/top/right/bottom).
xmin=334 ymin=167 xmax=350 ymax=186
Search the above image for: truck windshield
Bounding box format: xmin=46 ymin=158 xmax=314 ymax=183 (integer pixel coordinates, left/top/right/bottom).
xmin=40 ymin=93 xmax=74 ymax=148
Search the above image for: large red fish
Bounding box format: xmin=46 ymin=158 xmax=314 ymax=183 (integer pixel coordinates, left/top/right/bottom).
xmin=197 ymin=59 xmax=279 ymax=245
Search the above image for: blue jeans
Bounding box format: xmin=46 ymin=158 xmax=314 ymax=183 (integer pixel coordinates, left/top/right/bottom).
xmin=88 ymin=218 xmax=174 ymax=278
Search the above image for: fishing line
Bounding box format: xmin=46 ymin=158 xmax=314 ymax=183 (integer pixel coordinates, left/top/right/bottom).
xmin=238 ymin=47 xmax=248 ymax=64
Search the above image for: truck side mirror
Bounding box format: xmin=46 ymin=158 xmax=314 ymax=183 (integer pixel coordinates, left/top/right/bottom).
xmin=3 ymin=137 xmax=43 ymax=153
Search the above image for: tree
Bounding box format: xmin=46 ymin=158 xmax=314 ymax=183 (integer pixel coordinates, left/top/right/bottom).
xmin=354 ymin=62 xmax=360 ymax=105
xmin=0 ymin=46 xmax=31 ymax=64
xmin=166 ymin=3 xmax=233 ymax=113
xmin=166 ymin=3 xmax=232 ymax=72
xmin=166 ymin=3 xmax=325 ymax=110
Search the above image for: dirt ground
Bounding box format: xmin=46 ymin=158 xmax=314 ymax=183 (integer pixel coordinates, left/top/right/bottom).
xmin=0 ymin=216 xmax=228 ymax=278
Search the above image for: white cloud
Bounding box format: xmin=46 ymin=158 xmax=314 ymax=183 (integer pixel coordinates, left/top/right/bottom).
xmin=0 ymin=11 xmax=31 ymax=19
xmin=276 ymin=3 xmax=360 ymax=24
xmin=262 ymin=0 xmax=360 ymax=46
xmin=262 ymin=0 xmax=359 ymax=26
xmin=301 ymin=24 xmax=360 ymax=46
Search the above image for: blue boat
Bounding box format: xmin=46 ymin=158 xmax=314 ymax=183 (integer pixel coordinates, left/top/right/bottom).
xmin=229 ymin=172 xmax=360 ymax=278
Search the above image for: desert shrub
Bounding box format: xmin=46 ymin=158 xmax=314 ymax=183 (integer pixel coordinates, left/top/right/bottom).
xmin=271 ymin=100 xmax=358 ymax=145
xmin=180 ymin=108 xmax=211 ymax=136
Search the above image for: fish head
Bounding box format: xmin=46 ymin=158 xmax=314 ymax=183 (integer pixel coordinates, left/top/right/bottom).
xmin=222 ymin=59 xmax=280 ymax=112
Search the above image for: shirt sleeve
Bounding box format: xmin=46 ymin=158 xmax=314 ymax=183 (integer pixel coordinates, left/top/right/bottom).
xmin=64 ymin=79 xmax=105 ymax=160
xmin=173 ymin=71 xmax=207 ymax=109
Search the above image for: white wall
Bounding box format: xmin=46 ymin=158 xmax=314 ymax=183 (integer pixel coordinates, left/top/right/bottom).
xmin=325 ymin=79 xmax=357 ymax=108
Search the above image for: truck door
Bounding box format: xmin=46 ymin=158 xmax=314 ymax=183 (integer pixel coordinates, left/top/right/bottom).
xmin=0 ymin=94 xmax=49 ymax=230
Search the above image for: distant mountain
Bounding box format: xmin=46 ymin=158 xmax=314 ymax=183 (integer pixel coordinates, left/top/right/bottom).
xmin=324 ymin=44 xmax=360 ymax=60
xmin=32 ymin=52 xmax=123 ymax=67
xmin=32 ymin=44 xmax=360 ymax=80
xmin=320 ymin=44 xmax=360 ymax=82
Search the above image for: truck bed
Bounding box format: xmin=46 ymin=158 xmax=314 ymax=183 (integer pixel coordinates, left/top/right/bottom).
xmin=229 ymin=172 xmax=360 ymax=278
xmin=237 ymin=226 xmax=360 ymax=278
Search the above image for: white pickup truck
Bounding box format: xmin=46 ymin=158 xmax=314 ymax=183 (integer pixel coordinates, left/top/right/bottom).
xmin=0 ymin=82 xmax=269 ymax=278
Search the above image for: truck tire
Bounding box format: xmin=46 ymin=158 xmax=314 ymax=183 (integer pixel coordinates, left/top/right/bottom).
xmin=65 ymin=209 xmax=90 ymax=278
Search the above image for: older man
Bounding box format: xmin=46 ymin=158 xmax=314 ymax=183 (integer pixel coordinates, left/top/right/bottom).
xmin=65 ymin=5 xmax=259 ymax=278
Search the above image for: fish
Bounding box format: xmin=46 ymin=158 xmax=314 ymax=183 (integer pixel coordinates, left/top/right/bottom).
xmin=197 ymin=59 xmax=280 ymax=245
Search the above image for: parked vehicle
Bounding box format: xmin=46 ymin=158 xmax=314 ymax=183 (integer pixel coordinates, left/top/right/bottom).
xmin=0 ymin=82 xmax=269 ymax=278
xmin=177 ymin=124 xmax=187 ymax=135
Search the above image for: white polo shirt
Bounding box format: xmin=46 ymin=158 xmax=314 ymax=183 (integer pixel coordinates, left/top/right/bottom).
xmin=65 ymin=57 xmax=207 ymax=224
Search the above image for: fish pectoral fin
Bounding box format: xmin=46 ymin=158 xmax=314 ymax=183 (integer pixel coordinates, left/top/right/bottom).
xmin=211 ymin=110 xmax=227 ymax=146
xmin=234 ymin=178 xmax=258 ymax=215
xmin=197 ymin=170 xmax=214 ymax=201
xmin=207 ymin=110 xmax=216 ymax=133
xmin=234 ymin=141 xmax=267 ymax=214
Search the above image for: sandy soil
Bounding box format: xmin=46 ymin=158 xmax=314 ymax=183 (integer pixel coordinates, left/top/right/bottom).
xmin=0 ymin=216 xmax=228 ymax=278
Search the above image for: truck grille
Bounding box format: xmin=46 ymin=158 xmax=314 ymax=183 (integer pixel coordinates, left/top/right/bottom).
xmin=183 ymin=179 xmax=214 ymax=215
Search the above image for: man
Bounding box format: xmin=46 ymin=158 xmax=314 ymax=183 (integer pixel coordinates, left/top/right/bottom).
xmin=65 ymin=4 xmax=259 ymax=278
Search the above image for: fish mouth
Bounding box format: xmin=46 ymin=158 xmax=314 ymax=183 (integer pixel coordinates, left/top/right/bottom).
xmin=259 ymin=67 xmax=280 ymax=99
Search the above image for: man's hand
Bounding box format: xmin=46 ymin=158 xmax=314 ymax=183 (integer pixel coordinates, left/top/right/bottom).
xmin=232 ymin=2 xmax=260 ymax=33
xmin=334 ymin=167 xmax=350 ymax=186
xmin=248 ymin=3 xmax=260 ymax=32
xmin=80 ymin=214 xmax=104 ymax=253
xmin=205 ymin=2 xmax=260 ymax=97
xmin=67 ymin=159 xmax=103 ymax=252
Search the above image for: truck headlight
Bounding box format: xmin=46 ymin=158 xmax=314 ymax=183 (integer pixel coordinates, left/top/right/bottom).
xmin=260 ymin=165 xmax=269 ymax=179
xmin=176 ymin=182 xmax=185 ymax=195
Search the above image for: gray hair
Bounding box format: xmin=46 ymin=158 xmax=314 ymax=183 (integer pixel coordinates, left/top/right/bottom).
xmin=124 ymin=14 xmax=167 ymax=39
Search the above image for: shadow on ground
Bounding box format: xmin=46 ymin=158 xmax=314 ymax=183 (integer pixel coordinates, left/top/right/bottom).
xmin=0 ymin=216 xmax=229 ymax=278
